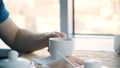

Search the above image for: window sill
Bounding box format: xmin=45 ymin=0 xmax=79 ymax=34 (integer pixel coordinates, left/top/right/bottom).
xmin=73 ymin=35 xmax=114 ymax=51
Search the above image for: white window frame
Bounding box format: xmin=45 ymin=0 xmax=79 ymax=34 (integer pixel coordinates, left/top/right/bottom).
xmin=60 ymin=0 xmax=74 ymax=38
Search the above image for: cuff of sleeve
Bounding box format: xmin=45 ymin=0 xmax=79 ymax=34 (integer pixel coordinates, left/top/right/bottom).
xmin=0 ymin=8 xmax=9 ymax=23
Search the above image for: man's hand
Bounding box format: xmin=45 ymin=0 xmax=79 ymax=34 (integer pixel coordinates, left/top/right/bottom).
xmin=48 ymin=56 xmax=84 ymax=68
xmin=46 ymin=32 xmax=66 ymax=52
xmin=47 ymin=32 xmax=66 ymax=38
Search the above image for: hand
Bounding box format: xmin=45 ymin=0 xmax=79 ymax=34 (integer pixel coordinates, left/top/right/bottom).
xmin=46 ymin=32 xmax=66 ymax=51
xmin=48 ymin=56 xmax=84 ymax=68
xmin=47 ymin=32 xmax=66 ymax=38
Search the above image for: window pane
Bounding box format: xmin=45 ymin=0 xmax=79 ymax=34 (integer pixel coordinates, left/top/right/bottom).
xmin=4 ymin=0 xmax=60 ymax=33
xmin=74 ymin=0 xmax=119 ymax=35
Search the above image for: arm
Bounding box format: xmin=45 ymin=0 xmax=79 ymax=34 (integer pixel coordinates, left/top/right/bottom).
xmin=0 ymin=17 xmax=65 ymax=53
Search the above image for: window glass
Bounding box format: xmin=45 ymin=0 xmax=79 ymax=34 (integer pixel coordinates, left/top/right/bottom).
xmin=75 ymin=0 xmax=119 ymax=35
xmin=4 ymin=0 xmax=60 ymax=33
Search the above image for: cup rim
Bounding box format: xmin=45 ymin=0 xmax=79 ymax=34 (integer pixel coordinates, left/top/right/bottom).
xmin=49 ymin=38 xmax=73 ymax=41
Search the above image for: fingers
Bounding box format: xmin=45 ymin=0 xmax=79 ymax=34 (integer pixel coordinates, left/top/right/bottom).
xmin=74 ymin=57 xmax=84 ymax=65
xmin=68 ymin=58 xmax=80 ymax=67
xmin=67 ymin=56 xmax=84 ymax=65
xmin=56 ymin=32 xmax=66 ymax=38
xmin=60 ymin=32 xmax=66 ymax=38
xmin=47 ymin=32 xmax=66 ymax=38
xmin=49 ymin=56 xmax=84 ymax=68
xmin=53 ymin=32 xmax=66 ymax=38
xmin=49 ymin=59 xmax=71 ymax=68
xmin=66 ymin=56 xmax=84 ymax=67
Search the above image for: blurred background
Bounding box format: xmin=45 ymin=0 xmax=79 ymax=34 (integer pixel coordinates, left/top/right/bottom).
xmin=4 ymin=0 xmax=120 ymax=35
xmin=4 ymin=0 xmax=60 ymax=33
xmin=2 ymin=0 xmax=119 ymax=51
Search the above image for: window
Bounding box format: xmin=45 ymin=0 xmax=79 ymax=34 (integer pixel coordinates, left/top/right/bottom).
xmin=4 ymin=0 xmax=60 ymax=33
xmin=74 ymin=0 xmax=119 ymax=35
xmin=4 ymin=0 xmax=119 ymax=36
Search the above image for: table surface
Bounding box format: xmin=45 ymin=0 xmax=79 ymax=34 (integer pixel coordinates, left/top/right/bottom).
xmin=22 ymin=49 xmax=120 ymax=68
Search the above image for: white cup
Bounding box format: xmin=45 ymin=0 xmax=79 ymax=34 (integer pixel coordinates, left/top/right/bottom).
xmin=84 ymin=60 xmax=102 ymax=68
xmin=114 ymin=35 xmax=120 ymax=54
xmin=49 ymin=38 xmax=74 ymax=59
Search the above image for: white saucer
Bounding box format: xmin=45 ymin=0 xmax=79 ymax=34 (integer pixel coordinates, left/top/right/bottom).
xmin=33 ymin=56 xmax=56 ymax=64
xmin=79 ymin=65 xmax=108 ymax=68
xmin=33 ymin=57 xmax=108 ymax=68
